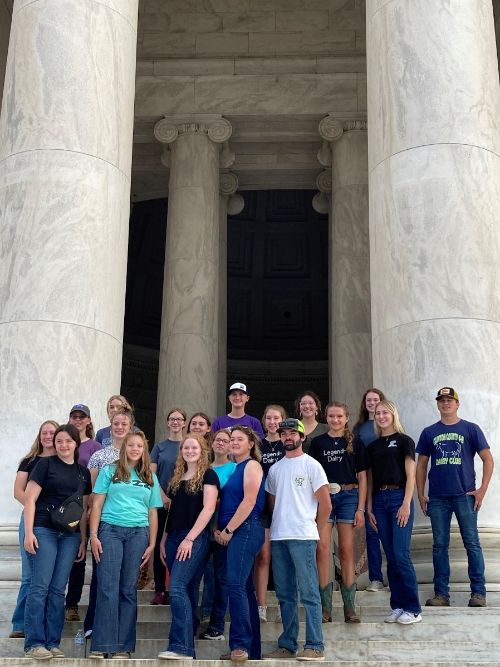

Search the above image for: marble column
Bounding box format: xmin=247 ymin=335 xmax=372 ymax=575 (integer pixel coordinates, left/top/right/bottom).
xmin=317 ymin=117 xmax=372 ymax=413
xmin=0 ymin=0 xmax=138 ymax=537
xmin=367 ymin=0 xmax=500 ymax=582
xmin=154 ymin=117 xmax=232 ymax=440
xmin=218 ymin=172 xmax=244 ymax=415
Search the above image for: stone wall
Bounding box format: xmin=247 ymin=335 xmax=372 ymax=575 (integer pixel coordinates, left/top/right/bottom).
xmin=135 ymin=0 xmax=366 ymax=117
xmin=0 ymin=0 xmax=12 ymax=107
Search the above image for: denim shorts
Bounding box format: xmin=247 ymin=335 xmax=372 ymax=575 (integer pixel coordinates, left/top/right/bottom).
xmin=328 ymin=489 xmax=359 ymax=524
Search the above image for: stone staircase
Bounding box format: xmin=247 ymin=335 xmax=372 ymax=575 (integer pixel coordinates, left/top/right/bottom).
xmin=0 ymin=543 xmax=499 ymax=666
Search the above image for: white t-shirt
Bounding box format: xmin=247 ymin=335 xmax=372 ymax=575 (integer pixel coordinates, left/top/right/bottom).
xmin=265 ymin=453 xmax=328 ymax=541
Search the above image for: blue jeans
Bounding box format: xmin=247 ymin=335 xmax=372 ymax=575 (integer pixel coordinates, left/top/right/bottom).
xmin=91 ymin=522 xmax=149 ymax=654
xmin=226 ymin=517 xmax=264 ymax=659
xmin=373 ymin=490 xmax=421 ymax=614
xmin=271 ymin=539 xmax=324 ymax=652
xmin=207 ymin=541 xmax=228 ymax=634
xmin=365 ymin=519 xmax=384 ymax=582
xmin=166 ymin=529 xmax=209 ymax=657
xmin=427 ymin=494 xmax=485 ymax=597
xmin=329 ymin=489 xmax=358 ymax=524
xmin=12 ymin=514 xmax=31 ymax=632
xmin=24 ymin=526 xmax=81 ymax=651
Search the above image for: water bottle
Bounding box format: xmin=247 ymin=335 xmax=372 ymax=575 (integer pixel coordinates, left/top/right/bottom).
xmin=74 ymin=629 xmax=85 ymax=658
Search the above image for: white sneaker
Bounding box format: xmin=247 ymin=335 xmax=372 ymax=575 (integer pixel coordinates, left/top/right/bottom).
xmin=158 ymin=651 xmax=193 ymax=660
xmin=384 ymin=608 xmax=404 ymax=623
xmin=397 ymin=611 xmax=422 ymax=625
xmin=258 ymin=605 xmax=267 ymax=622
xmin=366 ymin=580 xmax=385 ymax=592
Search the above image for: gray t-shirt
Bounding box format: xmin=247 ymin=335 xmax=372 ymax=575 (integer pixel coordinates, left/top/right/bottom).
xmin=150 ymin=439 xmax=180 ymax=492
xmin=303 ymin=422 xmax=329 ymax=453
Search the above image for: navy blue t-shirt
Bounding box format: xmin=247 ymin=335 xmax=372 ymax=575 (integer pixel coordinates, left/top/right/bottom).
xmin=416 ymin=419 xmax=489 ymax=497
xmin=218 ymin=459 xmax=265 ymax=529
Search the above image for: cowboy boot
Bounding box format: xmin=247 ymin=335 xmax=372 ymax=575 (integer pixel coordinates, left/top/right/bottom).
xmin=319 ymin=582 xmax=333 ymax=622
xmin=340 ymin=582 xmax=360 ymax=623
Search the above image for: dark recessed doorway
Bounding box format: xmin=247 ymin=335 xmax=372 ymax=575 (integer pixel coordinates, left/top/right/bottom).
xmin=121 ymin=191 xmax=328 ymax=438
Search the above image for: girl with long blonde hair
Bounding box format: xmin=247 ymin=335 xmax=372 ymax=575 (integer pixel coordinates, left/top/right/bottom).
xmin=367 ymin=400 xmax=421 ymax=625
xmin=89 ymin=431 xmax=162 ymax=658
xmin=158 ymin=434 xmax=219 ymax=660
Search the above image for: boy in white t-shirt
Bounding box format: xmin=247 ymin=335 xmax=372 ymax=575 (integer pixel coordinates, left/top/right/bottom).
xmin=264 ymin=418 xmax=331 ymax=662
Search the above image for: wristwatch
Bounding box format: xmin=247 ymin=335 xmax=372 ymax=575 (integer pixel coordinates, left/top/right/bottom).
xmin=223 ymin=527 xmax=233 ymax=535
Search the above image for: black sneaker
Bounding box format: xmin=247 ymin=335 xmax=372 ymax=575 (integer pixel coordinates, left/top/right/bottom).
xmin=199 ymin=627 xmax=225 ymax=640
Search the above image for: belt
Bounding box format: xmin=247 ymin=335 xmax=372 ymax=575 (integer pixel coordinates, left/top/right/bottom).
xmin=378 ymin=484 xmax=403 ymax=491
xmin=329 ymin=483 xmax=358 ymax=494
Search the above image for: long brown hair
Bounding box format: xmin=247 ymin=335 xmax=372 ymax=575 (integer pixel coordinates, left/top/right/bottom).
xmin=20 ymin=420 xmax=59 ymax=463
xmin=352 ymin=388 xmax=386 ymax=432
xmin=325 ymin=402 xmax=354 ymax=454
xmin=112 ymin=431 xmax=154 ymax=487
xmin=168 ymin=433 xmax=211 ymax=495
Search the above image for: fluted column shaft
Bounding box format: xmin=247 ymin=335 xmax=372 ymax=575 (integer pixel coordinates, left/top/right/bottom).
xmin=367 ymin=0 xmax=500 ymax=580
xmin=218 ymin=175 xmax=244 ymax=414
xmin=154 ymin=119 xmax=232 ymax=438
xmin=318 ymin=119 xmax=372 ymax=412
xmin=0 ymin=0 xmax=138 ymax=526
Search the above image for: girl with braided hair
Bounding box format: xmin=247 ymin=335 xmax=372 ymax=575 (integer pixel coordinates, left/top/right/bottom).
xmin=309 ymin=402 xmax=369 ymax=623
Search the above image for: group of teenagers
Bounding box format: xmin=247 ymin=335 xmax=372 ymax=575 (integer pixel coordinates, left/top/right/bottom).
xmin=10 ymin=381 xmax=493 ymax=661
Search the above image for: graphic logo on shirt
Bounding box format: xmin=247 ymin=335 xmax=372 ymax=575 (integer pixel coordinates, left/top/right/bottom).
xmin=112 ymin=479 xmax=151 ymax=489
xmin=387 ymin=440 xmax=397 ymax=448
xmin=433 ymin=433 xmax=463 ymax=466
xmin=294 ymin=475 xmax=305 ymax=487
xmin=324 ymin=447 xmax=345 ymax=463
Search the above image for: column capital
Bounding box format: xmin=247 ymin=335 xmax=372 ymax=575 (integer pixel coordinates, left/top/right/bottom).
xmin=312 ymin=192 xmax=330 ymax=214
xmin=318 ymin=115 xmax=344 ymax=142
xmin=220 ymin=172 xmax=244 ymax=214
xmin=220 ymin=171 xmax=239 ymax=196
xmin=154 ymin=115 xmax=233 ymax=145
xmin=316 ymin=169 xmax=332 ymax=193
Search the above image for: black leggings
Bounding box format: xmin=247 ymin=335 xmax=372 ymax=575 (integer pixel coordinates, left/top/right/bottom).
xmin=153 ymin=506 xmax=169 ymax=593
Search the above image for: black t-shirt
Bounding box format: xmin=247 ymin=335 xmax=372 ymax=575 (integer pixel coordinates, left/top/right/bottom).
xmin=309 ymin=433 xmax=369 ymax=485
xmin=28 ymin=456 xmax=92 ymax=528
xmin=18 ymin=455 xmax=44 ymax=474
xmin=367 ymin=433 xmax=415 ymax=491
xmin=260 ymin=439 xmax=285 ymax=477
xmin=166 ymin=468 xmax=219 ymax=532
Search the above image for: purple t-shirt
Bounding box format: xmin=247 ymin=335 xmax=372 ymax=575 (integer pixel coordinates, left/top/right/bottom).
xmin=78 ymin=439 xmax=102 ymax=468
xmin=211 ymin=413 xmax=264 ymax=439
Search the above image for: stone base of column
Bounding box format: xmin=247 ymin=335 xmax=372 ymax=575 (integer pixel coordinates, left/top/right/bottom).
xmin=411 ymin=526 xmax=500 ymax=586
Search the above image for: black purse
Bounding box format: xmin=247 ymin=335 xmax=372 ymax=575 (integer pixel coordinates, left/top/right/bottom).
xmin=49 ymin=470 xmax=85 ymax=533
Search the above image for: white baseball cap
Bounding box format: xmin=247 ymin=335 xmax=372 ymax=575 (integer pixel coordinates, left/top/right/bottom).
xmin=228 ymin=382 xmax=249 ymax=396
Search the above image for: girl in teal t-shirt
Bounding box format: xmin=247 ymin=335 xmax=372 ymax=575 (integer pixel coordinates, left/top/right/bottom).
xmin=89 ymin=431 xmax=162 ymax=659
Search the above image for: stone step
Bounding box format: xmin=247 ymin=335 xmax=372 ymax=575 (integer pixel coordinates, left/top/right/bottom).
xmin=58 ymin=618 xmax=500 ymax=641
xmin=3 ymin=638 xmax=500 ymax=661
xmin=135 ymin=588 xmax=500 ymax=607
xmin=0 ymin=662 xmax=499 ymax=667
xmin=72 ymin=603 xmax=499 ymax=624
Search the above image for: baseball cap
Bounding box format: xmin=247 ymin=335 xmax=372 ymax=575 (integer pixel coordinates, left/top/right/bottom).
xmin=228 ymin=382 xmax=249 ymax=396
xmin=277 ymin=418 xmax=305 ymax=435
xmin=435 ymin=387 xmax=459 ymax=401
xmin=69 ymin=404 xmax=91 ymax=417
